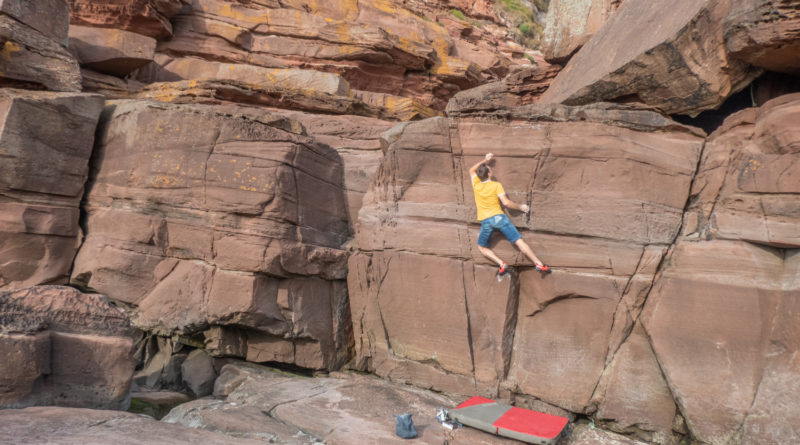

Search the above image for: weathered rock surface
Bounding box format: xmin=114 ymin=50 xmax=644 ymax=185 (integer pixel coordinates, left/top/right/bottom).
xmin=135 ymin=0 xmax=508 ymax=110
xmin=631 ymin=94 xmax=800 ymax=444
xmin=0 ymin=0 xmax=81 ymax=91
xmin=164 ymin=361 xmax=525 ymax=444
xmin=0 ymin=286 xmax=134 ymax=409
xmin=349 ymin=103 xmax=705 ymax=414
xmin=540 ymin=0 xmax=623 ymax=63
xmin=71 ymin=100 xmax=352 ymax=370
xmin=725 ymin=0 xmax=800 ymax=74
xmin=67 ymin=0 xmax=183 ymax=39
xmin=446 ymin=63 xmax=562 ymax=115
xmin=539 ymin=0 xmax=761 ymax=116
xmin=0 ymin=406 xmax=266 ymax=445
xmin=0 ymin=90 xmax=105 ymax=290
xmin=68 ymin=25 xmax=157 ymax=76
xmin=684 ymin=93 xmax=800 ymax=247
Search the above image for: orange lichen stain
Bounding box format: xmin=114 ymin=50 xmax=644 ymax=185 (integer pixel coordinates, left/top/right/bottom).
xmin=152 ymin=176 xmax=178 ymax=188
xmin=744 ymin=159 xmax=762 ymax=174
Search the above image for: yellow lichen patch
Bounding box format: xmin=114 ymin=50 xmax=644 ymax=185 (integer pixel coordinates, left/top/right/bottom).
xmin=744 ymin=159 xmax=763 ymax=174
xmin=152 ymin=175 xmax=180 ymax=188
xmin=1 ymin=41 xmax=21 ymax=59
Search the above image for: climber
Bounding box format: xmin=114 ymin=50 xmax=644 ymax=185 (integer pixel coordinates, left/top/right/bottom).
xmin=469 ymin=153 xmax=548 ymax=275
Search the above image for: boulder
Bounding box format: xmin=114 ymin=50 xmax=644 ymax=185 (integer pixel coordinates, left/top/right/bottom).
xmin=67 ymin=0 xmax=183 ymax=39
xmin=68 ymin=25 xmax=156 ymax=76
xmin=181 ymin=349 xmax=216 ymax=397
xmin=446 ymin=64 xmax=562 ymax=115
xmin=71 ymin=100 xmax=351 ymax=370
xmin=0 ymin=0 xmax=69 ymax=41
xmin=0 ymin=3 xmax=80 ymax=91
xmin=725 ymin=0 xmax=800 ymax=74
xmin=539 ymin=0 xmax=761 ymax=116
xmin=0 ymin=90 xmax=105 ymax=290
xmin=540 ymin=0 xmax=623 ymax=63
xmin=349 ymin=103 xmax=705 ymax=412
xmin=0 ymin=406 xmax=267 ymax=445
xmin=0 ymin=286 xmax=134 ymax=409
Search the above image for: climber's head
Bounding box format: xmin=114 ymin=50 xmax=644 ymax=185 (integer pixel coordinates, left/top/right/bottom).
xmin=476 ymin=164 xmax=491 ymax=181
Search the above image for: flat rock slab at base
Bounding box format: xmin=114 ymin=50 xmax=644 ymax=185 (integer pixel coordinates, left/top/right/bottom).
xmin=0 ymin=406 xmax=266 ymax=445
xmin=164 ymin=362 xmax=524 ymax=444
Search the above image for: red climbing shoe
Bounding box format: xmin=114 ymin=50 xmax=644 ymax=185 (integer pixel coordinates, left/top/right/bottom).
xmin=535 ymin=264 xmax=550 ymax=273
xmin=497 ymin=262 xmax=509 ymax=275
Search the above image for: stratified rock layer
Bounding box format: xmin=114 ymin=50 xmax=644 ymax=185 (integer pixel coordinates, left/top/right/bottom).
xmin=0 ymin=286 xmax=134 ymax=409
xmin=67 ymin=0 xmax=183 ymax=39
xmin=0 ymin=90 xmax=105 ymax=290
xmin=725 ymin=0 xmax=800 ymax=74
xmin=71 ymin=100 xmax=352 ymax=370
xmin=0 ymin=0 xmax=81 ymax=91
xmin=539 ymin=0 xmax=760 ymax=116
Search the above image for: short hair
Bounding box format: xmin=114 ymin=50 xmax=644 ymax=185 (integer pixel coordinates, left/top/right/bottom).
xmin=476 ymin=164 xmax=490 ymax=181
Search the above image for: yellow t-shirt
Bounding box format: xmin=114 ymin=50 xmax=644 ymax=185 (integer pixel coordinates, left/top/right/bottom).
xmin=471 ymin=175 xmax=505 ymax=221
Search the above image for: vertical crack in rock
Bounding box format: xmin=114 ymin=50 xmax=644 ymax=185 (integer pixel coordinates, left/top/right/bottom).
xmin=374 ymin=256 xmax=395 ymax=356
xmin=501 ymin=270 xmax=520 ymax=380
xmin=461 ymin=263 xmax=476 ymax=376
xmin=630 ymin=138 xmax=709 ymax=443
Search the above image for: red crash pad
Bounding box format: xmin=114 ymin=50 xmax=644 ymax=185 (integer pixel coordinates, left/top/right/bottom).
xmin=449 ymin=397 xmax=568 ymax=444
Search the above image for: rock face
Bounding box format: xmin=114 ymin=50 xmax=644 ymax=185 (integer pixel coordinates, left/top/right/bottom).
xmin=67 ymin=0 xmax=183 ymax=39
xmin=68 ymin=25 xmax=157 ymax=77
xmin=0 ymin=0 xmax=81 ymax=90
xmin=348 ymin=102 xmax=705 ymax=409
xmin=0 ymin=286 xmax=134 ymax=409
xmin=0 ymin=90 xmax=105 ymax=290
xmin=540 ymin=0 xmax=623 ymax=63
xmin=348 ymin=94 xmax=800 ymax=443
xmin=725 ymin=0 xmax=800 ymax=74
xmin=71 ymin=100 xmax=352 ymax=370
xmin=135 ymin=0 xmax=517 ymax=110
xmin=638 ymin=94 xmax=800 ymax=444
xmin=539 ymin=0 xmax=761 ymax=116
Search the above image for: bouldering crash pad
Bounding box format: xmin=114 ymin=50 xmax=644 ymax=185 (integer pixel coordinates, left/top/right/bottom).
xmin=448 ymin=397 xmax=568 ymax=444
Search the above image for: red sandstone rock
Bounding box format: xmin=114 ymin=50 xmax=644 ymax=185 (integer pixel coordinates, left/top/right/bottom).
xmin=446 ymin=63 xmax=562 ymax=114
xmin=0 ymin=0 xmax=69 ymax=41
xmin=539 ymin=0 xmax=761 ymax=116
xmin=349 ymin=104 xmax=705 ymax=418
xmin=0 ymin=90 xmax=105 ymax=290
xmin=0 ymin=406 xmax=267 ymax=445
xmin=0 ymin=286 xmax=134 ymax=409
xmin=541 ymin=0 xmax=623 ymax=63
xmin=67 ymin=0 xmax=183 ymax=39
xmin=71 ymin=100 xmax=351 ymax=370
xmin=68 ymin=25 xmax=156 ymax=76
xmin=166 ymin=362 xmax=523 ymax=444
xmin=725 ymin=0 xmax=800 ymax=74
xmin=136 ymin=0 xmax=489 ymax=110
xmin=0 ymin=7 xmax=81 ymax=91
xmin=684 ymin=93 xmax=800 ymax=247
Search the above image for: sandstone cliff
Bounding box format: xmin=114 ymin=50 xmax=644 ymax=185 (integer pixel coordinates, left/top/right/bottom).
xmin=0 ymin=0 xmax=799 ymax=444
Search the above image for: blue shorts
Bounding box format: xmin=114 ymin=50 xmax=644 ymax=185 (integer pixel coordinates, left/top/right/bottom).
xmin=477 ymin=213 xmax=521 ymax=247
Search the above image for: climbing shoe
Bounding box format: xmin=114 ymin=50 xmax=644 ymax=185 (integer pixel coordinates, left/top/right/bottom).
xmin=535 ymin=264 xmax=550 ymax=273
xmin=497 ymin=262 xmax=509 ymax=275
